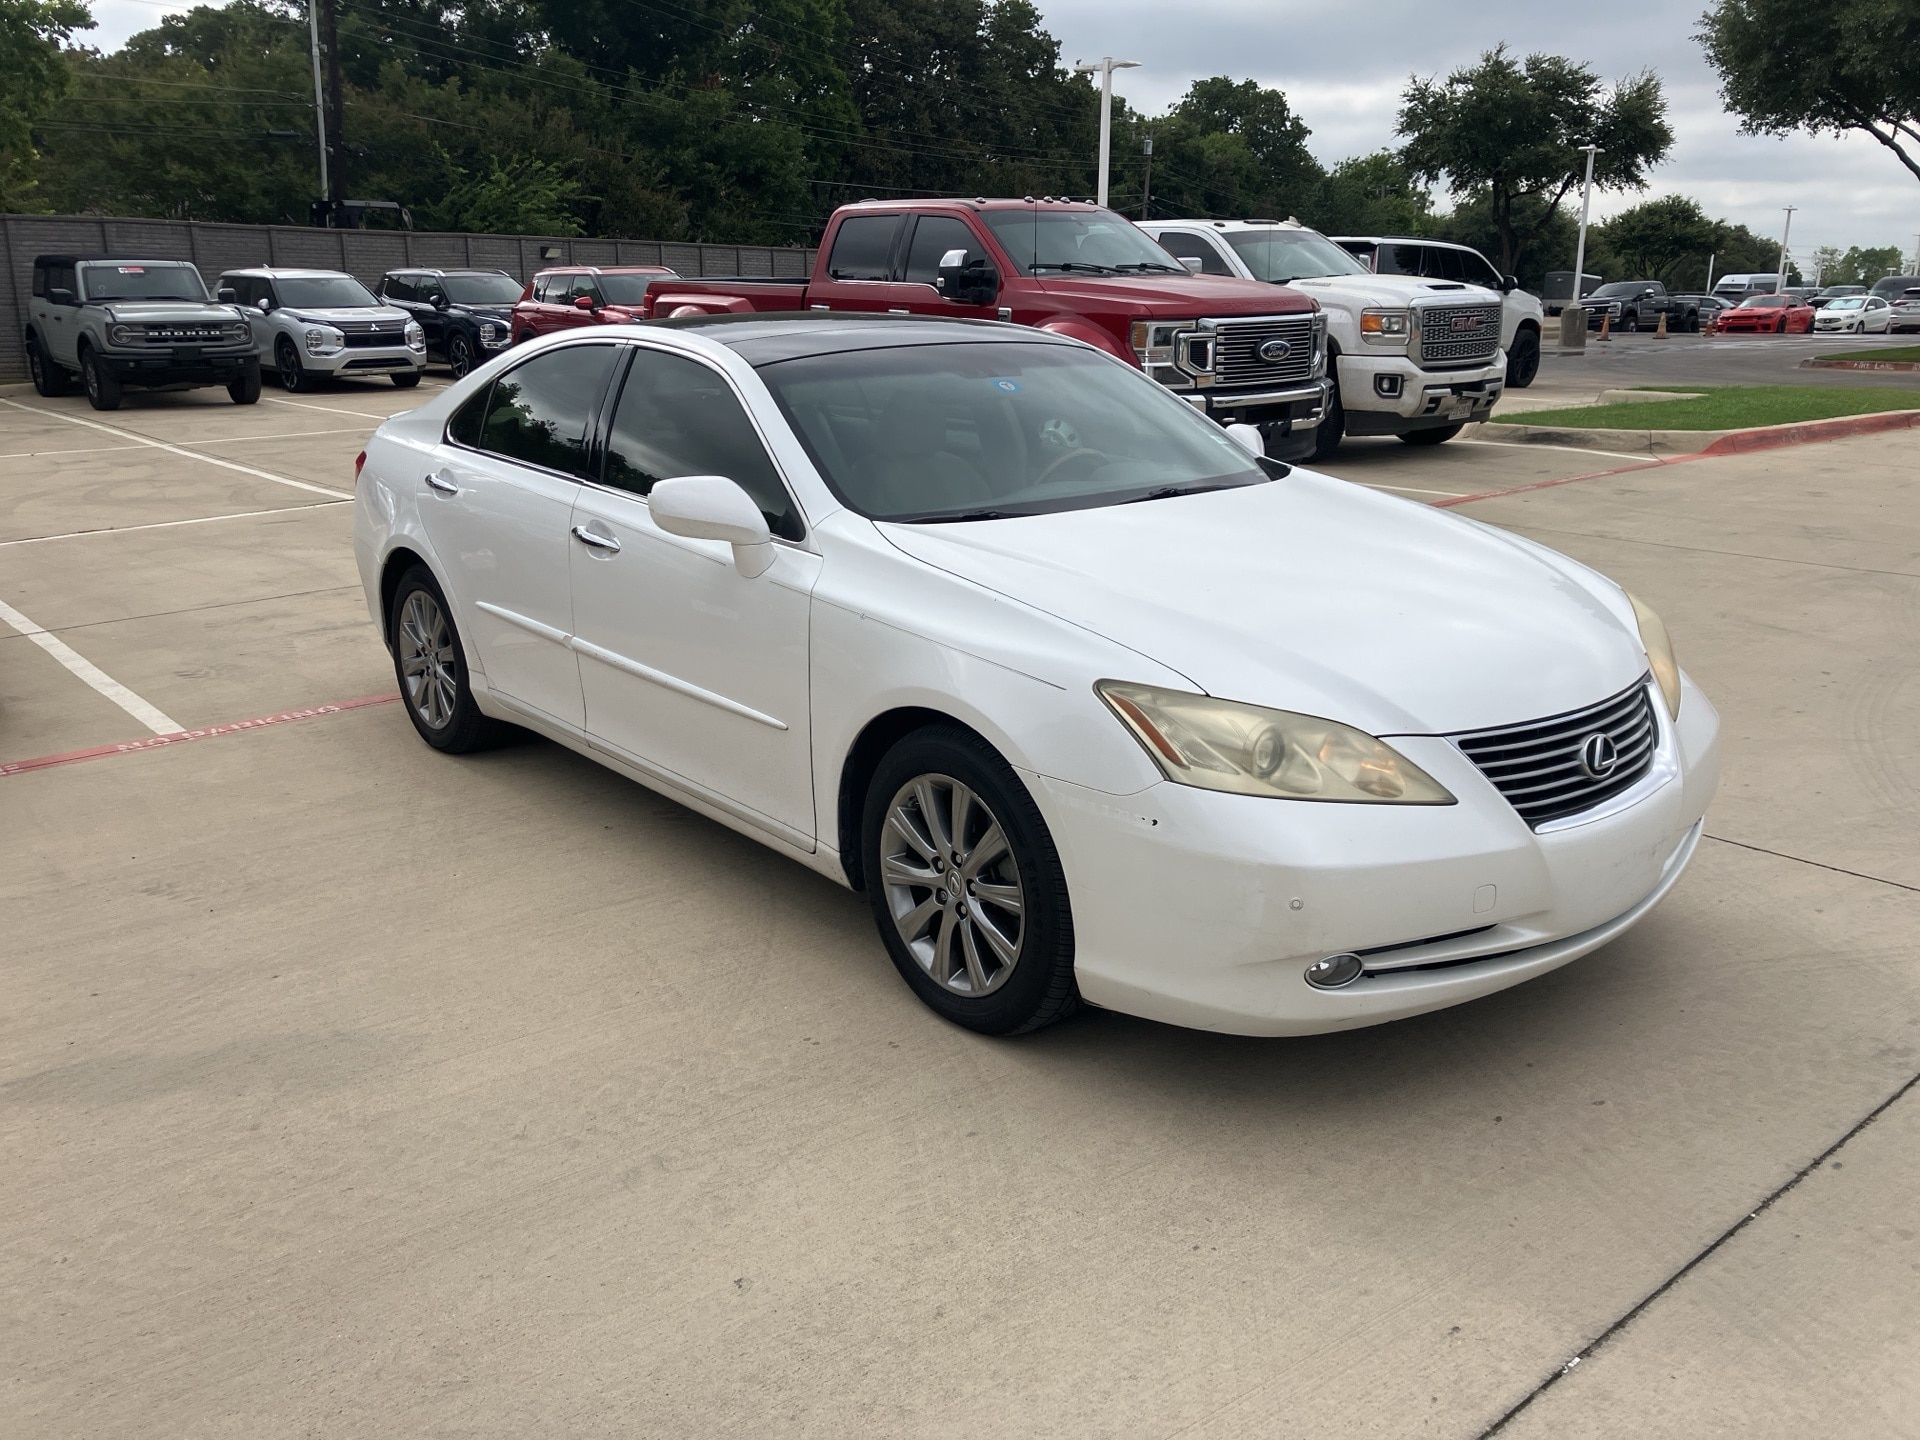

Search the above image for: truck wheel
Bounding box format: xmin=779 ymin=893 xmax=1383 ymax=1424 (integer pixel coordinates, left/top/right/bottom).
xmin=276 ymin=337 xmax=317 ymax=392
xmin=80 ymin=347 xmax=122 ymax=411
xmin=1686 ymin=312 xmax=1701 ymax=333
xmin=1310 ymin=380 xmax=1345 ymax=461
xmin=1504 ymin=328 xmax=1540 ymax=388
xmin=392 ymin=370 xmax=422 ymax=388
xmin=227 ymin=365 xmax=262 ymax=405
xmin=27 ymin=333 xmax=70 ymax=397
xmin=1621 ymin=311 xmax=1639 ymax=333
xmin=1398 ymin=424 xmax=1463 ymax=447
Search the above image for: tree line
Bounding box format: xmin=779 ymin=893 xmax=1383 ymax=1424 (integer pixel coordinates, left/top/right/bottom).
xmin=2 ymin=0 xmax=1913 ymax=290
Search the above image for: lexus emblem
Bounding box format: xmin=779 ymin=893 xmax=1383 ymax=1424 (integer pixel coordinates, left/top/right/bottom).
xmin=1257 ymin=338 xmax=1293 ymax=362
xmin=1578 ymin=732 xmax=1619 ymax=779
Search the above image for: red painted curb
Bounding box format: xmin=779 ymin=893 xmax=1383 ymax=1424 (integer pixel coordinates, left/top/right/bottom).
xmin=1800 ymin=358 xmax=1920 ymax=372
xmin=1698 ymin=408 xmax=1920 ymax=455
xmin=1 ymin=693 xmax=401 ymax=778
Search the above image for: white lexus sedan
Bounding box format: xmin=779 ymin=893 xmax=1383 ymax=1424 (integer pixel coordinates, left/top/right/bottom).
xmin=353 ymin=316 xmax=1720 ymax=1037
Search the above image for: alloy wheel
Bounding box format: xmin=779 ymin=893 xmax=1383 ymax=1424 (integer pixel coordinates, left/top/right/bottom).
xmin=450 ymin=334 xmax=472 ymax=378
xmin=397 ymin=589 xmax=458 ymax=730
xmin=880 ymin=773 xmax=1025 ymax=997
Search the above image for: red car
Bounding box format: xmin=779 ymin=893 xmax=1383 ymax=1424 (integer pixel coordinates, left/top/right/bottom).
xmin=1714 ymin=292 xmax=1814 ymax=334
xmin=509 ymin=265 xmax=676 ymax=343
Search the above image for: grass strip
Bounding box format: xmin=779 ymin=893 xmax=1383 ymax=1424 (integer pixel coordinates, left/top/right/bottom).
xmin=1495 ymin=385 xmax=1920 ymax=431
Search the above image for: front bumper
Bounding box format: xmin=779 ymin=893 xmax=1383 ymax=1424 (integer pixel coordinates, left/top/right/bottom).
xmin=102 ymin=348 xmax=257 ymax=384
xmin=1179 ymin=378 xmax=1330 ymax=431
xmin=1337 ymin=352 xmax=1506 ymax=434
xmin=306 ymin=344 xmax=425 ymax=376
xmin=1032 ymin=672 xmax=1721 ymax=1036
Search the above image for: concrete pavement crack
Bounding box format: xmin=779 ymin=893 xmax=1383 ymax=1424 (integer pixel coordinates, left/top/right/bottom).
xmin=1474 ymin=1069 xmax=1920 ymax=1438
xmin=1703 ymin=833 xmax=1920 ymax=894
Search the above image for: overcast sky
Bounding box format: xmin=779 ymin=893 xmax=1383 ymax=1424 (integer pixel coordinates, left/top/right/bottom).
xmin=87 ymin=0 xmax=1920 ymax=262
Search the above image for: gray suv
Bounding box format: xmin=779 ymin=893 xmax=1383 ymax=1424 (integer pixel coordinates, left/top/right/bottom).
xmin=219 ymin=268 xmax=425 ymax=392
xmin=26 ymin=255 xmax=260 ymax=410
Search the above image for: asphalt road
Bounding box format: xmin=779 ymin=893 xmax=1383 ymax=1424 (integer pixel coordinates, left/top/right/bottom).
xmin=1537 ymin=328 xmax=1920 ymax=391
xmin=4 ymin=376 xmax=1917 ymax=1437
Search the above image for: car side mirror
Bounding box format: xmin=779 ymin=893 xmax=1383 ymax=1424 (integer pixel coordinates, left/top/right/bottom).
xmin=1500 ymin=274 xmax=1520 ymax=293
xmin=573 ymin=294 xmax=596 ymax=311
xmin=433 ymin=293 xmax=450 ymax=310
xmin=935 ymin=249 xmax=999 ymax=307
xmin=217 ymin=286 xmax=238 ymax=303
xmin=647 ymin=475 xmax=775 ymax=577
xmin=47 ymin=287 xmax=74 ymax=306
xmin=1224 ymin=423 xmax=1265 ymax=459
xmin=256 ymin=296 xmax=274 ymax=314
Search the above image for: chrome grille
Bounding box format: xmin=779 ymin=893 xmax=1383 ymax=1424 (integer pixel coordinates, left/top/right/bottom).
xmin=1450 ymin=678 xmax=1657 ymax=827
xmin=1419 ymin=304 xmax=1502 ymax=365
xmin=141 ymin=324 xmax=228 ymax=344
xmin=1210 ymin=315 xmax=1317 ymax=387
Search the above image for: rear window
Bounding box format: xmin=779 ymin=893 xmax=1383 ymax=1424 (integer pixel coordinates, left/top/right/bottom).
xmin=827 ymin=216 xmax=904 ymax=281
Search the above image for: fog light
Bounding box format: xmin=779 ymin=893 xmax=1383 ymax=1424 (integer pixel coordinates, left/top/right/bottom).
xmin=1374 ymin=373 xmax=1402 ymax=398
xmin=1304 ymin=952 xmax=1364 ymax=989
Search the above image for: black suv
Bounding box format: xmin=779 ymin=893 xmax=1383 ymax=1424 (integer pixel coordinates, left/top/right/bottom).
xmin=375 ymin=269 xmax=522 ymax=378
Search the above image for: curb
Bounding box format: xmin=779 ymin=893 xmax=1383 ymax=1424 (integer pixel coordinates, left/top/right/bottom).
xmin=1472 ymin=408 xmax=1920 ymax=457
xmin=1799 ymin=357 xmax=1920 ymax=372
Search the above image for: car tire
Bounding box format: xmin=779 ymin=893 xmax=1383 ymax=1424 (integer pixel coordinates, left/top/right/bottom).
xmin=1310 ymin=378 xmax=1345 ymax=460
xmin=1399 ymin=423 xmax=1464 ymax=447
xmin=227 ymin=364 xmax=261 ymax=404
xmin=387 ymin=566 xmax=517 ymax=754
xmin=80 ymin=347 xmax=122 ymax=411
xmin=276 ymin=336 xmax=317 ymax=392
xmin=1686 ymin=312 xmax=1700 ymax=333
xmin=1621 ymin=311 xmax=1639 ymax=333
xmin=392 ymin=370 xmax=422 ymax=388
xmin=862 ymin=724 xmax=1078 ymax=1036
xmin=448 ymin=331 xmax=474 ymax=378
xmin=27 ymin=333 xmax=70 ymax=396
xmin=516 ymin=330 xmax=536 ymax=346
xmin=1504 ymin=327 xmax=1540 ymax=388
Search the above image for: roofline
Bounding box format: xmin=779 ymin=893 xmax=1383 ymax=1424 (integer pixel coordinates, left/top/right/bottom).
xmin=33 ymin=254 xmax=206 ymax=267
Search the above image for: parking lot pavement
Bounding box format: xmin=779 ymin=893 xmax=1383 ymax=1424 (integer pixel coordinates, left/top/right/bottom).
xmin=1537 ymin=330 xmax=1920 ymax=392
xmin=4 ymin=385 xmax=1917 ymax=1437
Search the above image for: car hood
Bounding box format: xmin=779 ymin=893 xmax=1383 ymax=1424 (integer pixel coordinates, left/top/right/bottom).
xmin=1032 ymin=272 xmax=1317 ymax=317
xmin=283 ymin=306 xmax=412 ymax=326
xmin=99 ymin=300 xmax=238 ymax=322
xmin=454 ymin=304 xmax=514 ymax=320
xmin=877 ymin=472 xmax=1648 ymax=736
xmin=1285 ymin=274 xmax=1501 ymax=309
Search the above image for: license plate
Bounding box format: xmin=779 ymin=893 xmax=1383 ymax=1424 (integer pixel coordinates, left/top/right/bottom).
xmin=174 ymin=347 xmax=202 ymax=363
xmin=1448 ymin=397 xmax=1475 ymax=421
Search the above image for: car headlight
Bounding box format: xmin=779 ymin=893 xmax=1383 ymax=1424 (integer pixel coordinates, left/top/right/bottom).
xmin=1359 ymin=308 xmax=1410 ymax=343
xmin=304 ymin=325 xmax=344 ymax=356
xmin=1096 ymin=681 xmax=1456 ymax=803
xmin=108 ymin=323 xmax=140 ymax=346
xmin=479 ymin=321 xmax=498 ymax=342
xmin=1626 ymin=592 xmax=1681 ymax=719
xmin=405 ymin=320 xmax=426 ymax=349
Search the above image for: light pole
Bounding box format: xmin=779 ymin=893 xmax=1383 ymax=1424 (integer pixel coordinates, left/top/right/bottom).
xmin=1073 ymin=57 xmax=1139 ymax=209
xmin=1563 ymin=143 xmax=1601 ymax=348
xmin=308 ymin=0 xmax=329 ymax=209
xmin=1775 ymin=205 xmax=1796 ymax=292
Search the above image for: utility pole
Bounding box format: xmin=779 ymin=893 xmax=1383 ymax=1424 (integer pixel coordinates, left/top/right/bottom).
xmin=1704 ymin=251 xmax=1715 ymax=294
xmin=1775 ymin=205 xmax=1796 ymax=291
xmin=1073 ymin=57 xmax=1139 ymax=209
xmin=322 ymin=0 xmax=346 ymax=219
xmin=1561 ymin=143 xmax=1601 ymax=348
xmin=1141 ymin=132 xmax=1152 ymax=220
xmin=308 ymin=0 xmax=329 ymax=214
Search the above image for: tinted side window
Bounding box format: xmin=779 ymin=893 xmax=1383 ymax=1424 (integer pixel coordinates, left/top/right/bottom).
xmin=903 ymin=215 xmax=985 ymax=285
xmin=32 ymin=266 xmax=46 ymax=298
xmin=532 ymin=274 xmax=553 ymax=302
xmin=1462 ymin=250 xmax=1504 ymax=288
xmin=385 ymin=275 xmax=416 ymax=302
xmin=1422 ymin=247 xmax=1468 ymax=281
xmin=55 ymin=265 xmax=77 ymax=297
xmin=417 ymin=277 xmax=447 ymax=305
xmin=474 ymin=345 xmax=617 ymax=476
xmin=1377 ymin=244 xmax=1422 ymax=276
xmin=604 ymin=348 xmax=801 ymax=540
xmin=1155 ymin=231 xmax=1234 ymax=276
xmin=827 ymin=215 xmax=904 ymax=281
xmin=448 ymin=383 xmax=491 ymax=447
xmin=566 ymin=274 xmax=602 ymax=305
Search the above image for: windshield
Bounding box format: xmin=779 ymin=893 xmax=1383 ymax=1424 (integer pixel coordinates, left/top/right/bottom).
xmin=599 ymin=274 xmax=663 ymax=304
xmin=758 ymin=341 xmax=1272 ymax=522
xmin=1590 ymin=282 xmax=1651 ymax=298
xmin=443 ymin=273 xmax=525 ymax=305
xmin=1741 ymin=295 xmax=1787 ymax=308
xmin=1819 ymin=286 xmax=1864 ymax=297
xmin=276 ymin=276 xmax=379 ymax=309
xmin=1225 ymin=229 xmax=1370 ymax=282
xmin=1825 ymin=298 xmax=1866 ymax=310
xmin=79 ymin=263 xmax=207 ymax=302
xmin=981 ymin=209 xmax=1187 ymax=276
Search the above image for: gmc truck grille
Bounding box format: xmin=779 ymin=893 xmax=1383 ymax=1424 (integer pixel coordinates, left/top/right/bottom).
xmin=1419 ymin=304 xmax=1502 ymax=366
xmin=142 ymin=325 xmax=228 ymax=344
xmin=1210 ymin=315 xmax=1318 ymax=387
xmin=1449 ymin=678 xmax=1658 ymax=828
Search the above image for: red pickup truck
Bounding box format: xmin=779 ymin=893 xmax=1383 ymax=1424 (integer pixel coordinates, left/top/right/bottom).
xmin=634 ymin=198 xmax=1331 ymax=458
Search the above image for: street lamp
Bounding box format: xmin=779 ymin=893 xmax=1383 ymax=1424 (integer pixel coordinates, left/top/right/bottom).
xmin=1775 ymin=205 xmax=1797 ymax=293
xmin=1073 ymin=57 xmax=1139 ymax=209
xmin=1563 ymin=143 xmax=1601 ymax=348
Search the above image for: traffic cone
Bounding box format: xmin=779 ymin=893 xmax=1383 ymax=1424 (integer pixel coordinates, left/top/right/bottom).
xmin=1598 ymin=311 xmax=1612 ymax=342
xmin=1654 ymin=310 xmax=1669 ymax=339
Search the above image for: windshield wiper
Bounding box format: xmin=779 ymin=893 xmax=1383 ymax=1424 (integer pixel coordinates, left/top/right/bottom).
xmin=1032 ymin=262 xmax=1121 ymax=276
xmin=900 ymin=508 xmax=1026 ymax=524
xmin=1123 ymin=483 xmax=1245 ymax=505
xmin=1112 ymin=261 xmax=1187 ymax=274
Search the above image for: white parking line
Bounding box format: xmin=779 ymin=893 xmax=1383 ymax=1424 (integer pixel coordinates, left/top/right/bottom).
xmin=1364 ymin=482 xmax=1471 ymax=498
xmin=1458 ymin=438 xmax=1660 ymax=463
xmin=0 ymin=444 xmax=145 ymax=460
xmin=0 ymin=596 xmax=182 ymax=735
xmin=0 ymin=398 xmax=351 ymax=499
xmin=188 ymin=427 xmax=376 ymax=445
xmin=265 ymin=397 xmax=406 ymax=422
xmin=0 ymin=500 xmax=348 ymax=548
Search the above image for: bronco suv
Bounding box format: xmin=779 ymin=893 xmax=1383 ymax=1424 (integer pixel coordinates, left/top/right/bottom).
xmin=1144 ymin=219 xmax=1506 ymax=458
xmin=26 ymin=255 xmax=260 ymax=410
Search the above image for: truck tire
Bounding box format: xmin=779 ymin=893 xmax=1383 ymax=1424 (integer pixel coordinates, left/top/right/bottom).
xmin=1504 ymin=327 xmax=1540 ymax=388
xmin=1685 ymin=310 xmax=1700 ymax=333
xmin=80 ymin=347 xmax=123 ymax=411
xmin=1398 ymin=423 xmax=1463 ymax=447
xmin=1310 ymin=380 xmax=1345 ymax=461
xmin=228 ymin=364 xmax=262 ymax=404
xmin=1621 ymin=310 xmax=1640 ymax=333
xmin=27 ymin=333 xmax=70 ymax=396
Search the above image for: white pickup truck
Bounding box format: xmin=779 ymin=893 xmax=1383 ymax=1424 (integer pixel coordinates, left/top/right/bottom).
xmin=1142 ymin=219 xmax=1508 ymax=459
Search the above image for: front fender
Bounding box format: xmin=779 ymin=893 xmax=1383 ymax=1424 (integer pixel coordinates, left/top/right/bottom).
xmin=1034 ymin=315 xmax=1133 ymax=362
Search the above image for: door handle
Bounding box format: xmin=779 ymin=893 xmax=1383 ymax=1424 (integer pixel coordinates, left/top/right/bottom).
xmin=571 ymin=524 xmax=621 ymax=552
xmin=425 ymin=470 xmax=460 ymax=495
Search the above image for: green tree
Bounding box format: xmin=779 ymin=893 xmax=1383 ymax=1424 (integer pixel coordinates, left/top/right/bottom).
xmin=1139 ymin=76 xmax=1324 ymax=220
xmin=0 ymin=0 xmax=92 ymax=208
xmin=416 ymin=152 xmax=583 ymax=235
xmin=1833 ymin=244 xmax=1906 ymax=284
xmin=1598 ymin=194 xmax=1718 ymax=281
xmin=1396 ymin=44 xmax=1673 ymax=277
xmin=1700 ymin=0 xmax=1920 ymax=186
xmin=1305 ymin=151 xmax=1435 ymax=237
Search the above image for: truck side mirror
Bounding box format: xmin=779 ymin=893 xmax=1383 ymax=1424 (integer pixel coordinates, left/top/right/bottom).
xmin=47 ymin=287 xmax=75 ymax=306
xmin=1500 ymin=275 xmax=1520 ymax=293
xmin=1179 ymin=256 xmax=1204 ymax=274
xmin=935 ymin=249 xmax=999 ymax=307
xmin=217 ymin=286 xmax=238 ymax=303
